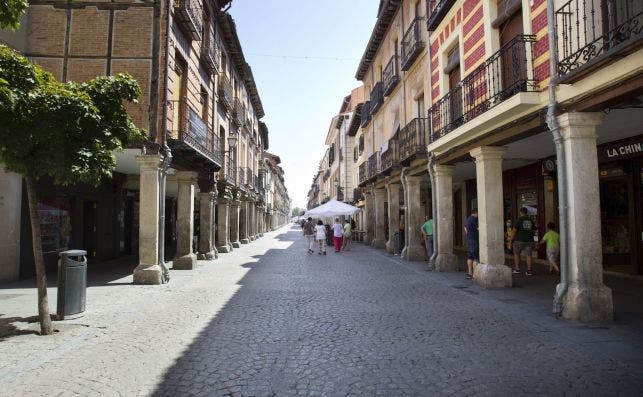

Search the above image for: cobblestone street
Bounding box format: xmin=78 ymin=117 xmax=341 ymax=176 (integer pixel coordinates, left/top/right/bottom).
xmin=1 ymin=225 xmax=643 ymax=396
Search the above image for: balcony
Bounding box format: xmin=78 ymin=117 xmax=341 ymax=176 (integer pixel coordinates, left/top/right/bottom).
xmin=353 ymin=188 xmax=364 ymax=202
xmin=360 ymin=100 xmax=371 ymax=127
xmin=243 ymin=167 xmax=253 ymax=187
xmin=382 ymin=56 xmax=400 ymax=96
xmin=369 ymin=82 xmax=384 ymax=116
xmin=232 ymin=98 xmax=244 ymax=127
xmin=426 ymin=0 xmax=457 ymax=31
xmin=401 ymin=17 xmax=425 ymax=71
xmin=175 ymin=0 xmax=202 ymax=41
xmin=428 ymin=35 xmax=537 ymax=142
xmin=379 ymin=133 xmax=399 ymax=175
xmin=555 ymin=0 xmax=643 ymax=82
xmin=358 ymin=162 xmax=367 ymax=185
xmin=398 ymin=118 xmax=428 ymax=165
xmin=168 ymin=99 xmax=222 ymax=170
xmin=224 ymin=154 xmax=236 ymax=185
xmin=367 ymin=151 xmax=380 ymax=180
xmin=218 ymin=76 xmax=233 ymax=111
xmin=200 ymin=40 xmax=220 ymax=75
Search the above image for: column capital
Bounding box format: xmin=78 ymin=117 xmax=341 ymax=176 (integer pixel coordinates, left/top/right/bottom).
xmin=433 ymin=164 xmax=455 ymax=176
xmin=404 ymin=173 xmax=422 ymax=186
xmin=470 ymin=146 xmax=506 ymax=161
xmin=175 ymin=170 xmax=199 ymax=183
xmin=136 ymin=154 xmax=163 ymax=171
xmin=557 ymin=111 xmax=604 ymax=129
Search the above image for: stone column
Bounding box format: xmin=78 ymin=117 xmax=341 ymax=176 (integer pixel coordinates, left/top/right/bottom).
xmin=240 ymin=201 xmax=249 ymax=244
xmin=198 ymin=191 xmax=217 ymax=260
xmin=363 ymin=187 xmax=375 ymax=244
xmin=557 ymin=112 xmax=613 ymax=322
xmin=470 ymin=146 xmax=511 ymax=288
xmin=249 ymin=203 xmax=256 ymax=240
xmin=133 ymin=154 xmax=163 ymax=284
xmin=385 ymin=182 xmax=400 ymax=254
xmin=173 ymin=171 xmax=198 ymax=270
xmin=433 ymin=164 xmax=458 ymax=271
xmin=404 ymin=174 xmax=425 ymax=261
xmin=230 ymin=200 xmax=241 ymax=248
xmin=216 ymin=197 xmax=231 ymax=253
xmin=0 ymin=167 xmax=22 ymax=283
xmin=372 ymin=187 xmax=387 ymax=249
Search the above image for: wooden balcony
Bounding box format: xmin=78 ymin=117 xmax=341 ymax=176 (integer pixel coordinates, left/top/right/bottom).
xmin=401 ymin=17 xmax=425 ymax=71
xmin=398 ymin=117 xmax=428 ymax=165
xmin=175 ymin=0 xmax=202 ymax=41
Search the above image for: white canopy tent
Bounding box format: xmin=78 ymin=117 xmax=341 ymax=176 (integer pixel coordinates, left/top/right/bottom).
xmin=304 ymin=200 xmax=361 ymax=218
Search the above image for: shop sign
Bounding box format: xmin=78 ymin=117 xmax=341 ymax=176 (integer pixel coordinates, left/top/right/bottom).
xmin=599 ymin=137 xmax=643 ymax=162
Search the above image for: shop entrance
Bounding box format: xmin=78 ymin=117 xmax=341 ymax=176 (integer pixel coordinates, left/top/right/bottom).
xmin=600 ymin=171 xmax=634 ymax=273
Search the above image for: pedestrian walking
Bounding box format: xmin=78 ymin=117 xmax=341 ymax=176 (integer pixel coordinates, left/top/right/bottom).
xmin=421 ymin=216 xmax=434 ymax=261
xmin=464 ymin=209 xmax=479 ymax=279
xmin=324 ymin=223 xmax=332 ymax=247
xmin=538 ymin=222 xmax=560 ymax=274
xmin=332 ymin=218 xmax=343 ymax=253
xmin=315 ymin=220 xmax=327 ymax=255
xmin=342 ymin=219 xmax=352 ymax=251
xmin=303 ymin=217 xmax=315 ymax=254
xmin=510 ymin=206 xmax=536 ymax=276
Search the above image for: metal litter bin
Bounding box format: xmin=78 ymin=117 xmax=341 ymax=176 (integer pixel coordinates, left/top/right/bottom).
xmin=57 ymin=250 xmax=87 ymax=319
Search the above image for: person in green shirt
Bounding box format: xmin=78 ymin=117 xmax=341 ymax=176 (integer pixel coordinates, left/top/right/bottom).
xmin=342 ymin=219 xmax=352 ymax=251
xmin=538 ymin=222 xmax=560 ymax=274
xmin=421 ymin=217 xmax=434 ymax=261
xmin=510 ymin=207 xmax=536 ymax=276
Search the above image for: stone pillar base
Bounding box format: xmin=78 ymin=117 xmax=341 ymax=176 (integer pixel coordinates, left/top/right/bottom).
xmin=173 ymin=253 xmax=197 ymax=270
xmin=371 ymin=238 xmax=386 ymax=249
xmin=562 ymin=283 xmax=613 ymax=322
xmin=405 ymin=246 xmax=425 ymax=262
xmin=133 ymin=264 xmax=163 ymax=285
xmin=232 ymin=241 xmax=241 ymax=248
xmin=241 ymin=238 xmax=250 ymax=244
xmin=385 ymin=240 xmax=395 ymax=254
xmin=474 ymin=263 xmax=512 ymax=288
xmin=435 ymin=253 xmax=458 ymax=272
xmin=217 ymin=245 xmax=231 ymax=253
xmin=198 ymin=251 xmax=217 ymax=260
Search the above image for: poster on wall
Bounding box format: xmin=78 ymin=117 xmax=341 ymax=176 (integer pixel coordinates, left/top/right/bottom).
xmin=37 ymin=198 xmax=71 ymax=254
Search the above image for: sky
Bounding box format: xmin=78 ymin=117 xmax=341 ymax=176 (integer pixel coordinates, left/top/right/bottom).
xmin=228 ymin=0 xmax=379 ymax=211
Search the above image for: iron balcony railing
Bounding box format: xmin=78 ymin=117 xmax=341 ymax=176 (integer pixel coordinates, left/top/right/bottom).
xmin=555 ymin=0 xmax=643 ymax=79
xmin=232 ymin=98 xmax=244 ymax=127
xmin=361 ymin=100 xmax=372 ymax=127
xmin=218 ymin=75 xmax=233 ymax=111
xmin=243 ymin=167 xmax=253 ymax=187
xmin=426 ymin=0 xmax=457 ymax=31
xmin=175 ymin=0 xmax=202 ymax=41
xmin=200 ymin=39 xmax=220 ymax=75
xmin=399 ymin=117 xmax=428 ymax=164
xmin=380 ymin=132 xmax=399 ymax=174
xmin=370 ymin=82 xmax=384 ymax=116
xmin=224 ymin=154 xmax=236 ymax=185
xmin=353 ymin=188 xmax=364 ymax=202
xmin=401 ymin=17 xmax=425 ymax=71
xmin=358 ymin=162 xmax=367 ymax=185
xmin=382 ymin=55 xmax=400 ymax=96
xmin=169 ymin=99 xmax=222 ymax=165
xmin=367 ymin=151 xmax=380 ymax=180
xmin=428 ymin=35 xmax=537 ymax=142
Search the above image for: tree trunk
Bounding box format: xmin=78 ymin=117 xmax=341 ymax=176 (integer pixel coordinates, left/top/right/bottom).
xmin=24 ymin=169 xmax=53 ymax=335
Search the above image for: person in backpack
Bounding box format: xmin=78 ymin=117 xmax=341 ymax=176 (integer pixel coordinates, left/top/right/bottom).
xmin=510 ymin=207 xmax=536 ymax=276
xmin=303 ymin=217 xmax=315 ymax=254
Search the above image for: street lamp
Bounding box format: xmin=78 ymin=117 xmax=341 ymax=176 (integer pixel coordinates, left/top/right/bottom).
xmin=227 ymin=132 xmax=238 ymax=153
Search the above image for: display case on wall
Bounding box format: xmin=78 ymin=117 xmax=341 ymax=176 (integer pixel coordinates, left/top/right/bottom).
xmin=37 ymin=198 xmax=72 ymax=255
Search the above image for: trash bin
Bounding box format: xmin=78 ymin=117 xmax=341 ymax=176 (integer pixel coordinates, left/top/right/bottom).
xmin=57 ymin=250 xmax=87 ymax=320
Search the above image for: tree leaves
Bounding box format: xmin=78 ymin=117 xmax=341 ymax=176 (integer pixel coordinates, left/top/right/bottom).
xmin=0 ymin=0 xmax=27 ymax=30
xmin=0 ymin=44 xmax=146 ymax=187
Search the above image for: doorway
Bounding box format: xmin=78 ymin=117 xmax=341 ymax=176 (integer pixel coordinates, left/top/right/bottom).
xmin=83 ymin=201 xmax=98 ymax=258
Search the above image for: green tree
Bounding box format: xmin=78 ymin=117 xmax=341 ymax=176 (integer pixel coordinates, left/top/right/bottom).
xmin=0 ymin=45 xmax=145 ymax=335
xmin=0 ymin=0 xmax=27 ymax=30
xmin=291 ymin=207 xmax=302 ymax=217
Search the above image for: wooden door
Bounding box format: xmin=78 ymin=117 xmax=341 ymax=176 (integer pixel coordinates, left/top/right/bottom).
xmin=499 ymin=10 xmax=525 ymax=96
xmin=448 ymin=64 xmax=462 ymax=127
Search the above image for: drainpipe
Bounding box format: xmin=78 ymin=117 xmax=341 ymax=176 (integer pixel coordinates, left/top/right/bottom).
xmin=427 ymin=153 xmax=438 ymax=270
xmin=157 ymin=0 xmax=174 ymax=283
xmin=547 ymin=0 xmax=568 ymax=316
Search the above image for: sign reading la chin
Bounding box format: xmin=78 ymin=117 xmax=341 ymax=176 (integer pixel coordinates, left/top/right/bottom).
xmin=599 ymin=136 xmax=643 ymax=162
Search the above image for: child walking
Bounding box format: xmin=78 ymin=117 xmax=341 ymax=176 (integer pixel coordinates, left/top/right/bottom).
xmin=538 ymin=222 xmax=560 ymax=274
xmin=315 ymin=220 xmax=327 ymax=255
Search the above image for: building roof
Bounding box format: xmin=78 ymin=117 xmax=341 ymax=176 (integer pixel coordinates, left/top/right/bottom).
xmin=355 ymin=0 xmax=401 ymax=80
xmin=217 ymin=12 xmax=265 ymax=118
